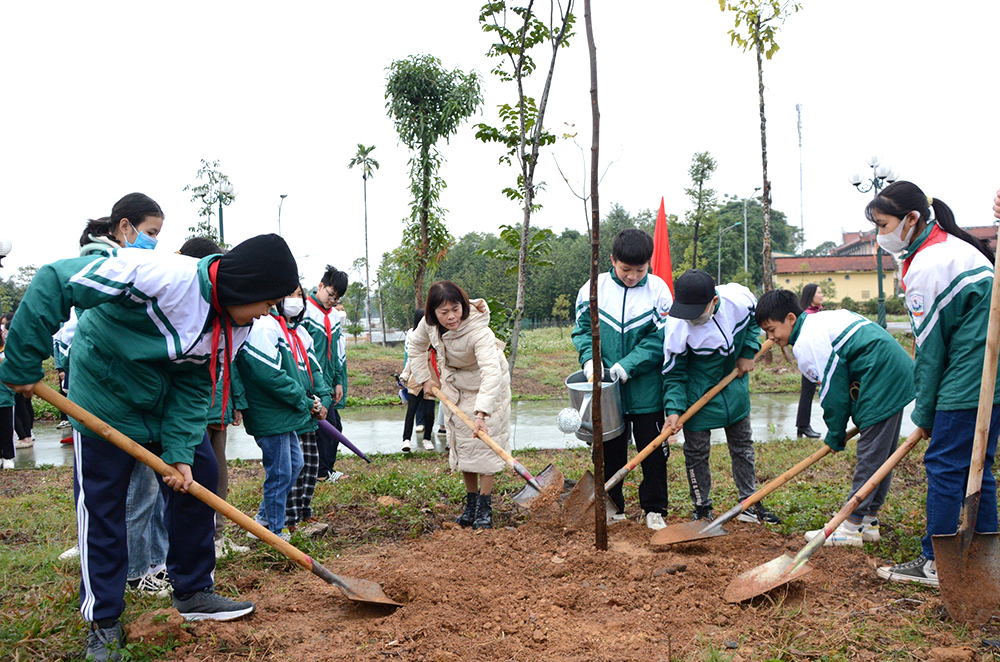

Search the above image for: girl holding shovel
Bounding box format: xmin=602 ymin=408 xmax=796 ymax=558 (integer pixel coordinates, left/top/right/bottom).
xmin=408 ymin=281 xmax=512 ymax=530
xmin=0 ymin=231 xmax=298 ymax=661
xmin=867 ymin=181 xmax=1000 ymax=586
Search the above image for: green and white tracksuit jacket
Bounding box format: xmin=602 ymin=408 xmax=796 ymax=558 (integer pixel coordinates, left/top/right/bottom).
xmin=0 ymin=248 xmax=250 ymax=466
xmin=0 ymin=349 xmax=13 ymax=409
xmin=236 ymin=313 xmax=315 ymax=438
xmin=901 ymin=222 xmax=1000 ymax=429
xmin=661 ymin=284 xmax=762 ymax=432
xmin=302 ymin=296 xmax=346 ymax=407
xmin=291 ymin=319 xmax=332 ymax=436
xmin=789 ymin=309 xmax=915 ymax=451
xmin=572 ymin=268 xmax=673 ymax=415
xmin=51 ymin=241 xmax=117 ymax=371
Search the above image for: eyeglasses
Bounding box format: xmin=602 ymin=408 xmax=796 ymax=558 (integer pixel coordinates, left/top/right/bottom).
xmin=323 ymin=287 xmax=342 ymax=305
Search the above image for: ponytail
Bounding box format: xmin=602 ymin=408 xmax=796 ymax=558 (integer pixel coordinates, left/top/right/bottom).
xmin=78 ymin=217 xmax=114 ymax=248
xmin=865 ymin=181 xmax=994 ymax=263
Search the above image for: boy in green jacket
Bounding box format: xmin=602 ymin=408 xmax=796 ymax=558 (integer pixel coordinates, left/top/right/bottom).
xmin=756 ymin=289 xmax=915 ymax=546
xmin=572 ymin=229 xmax=674 ymax=530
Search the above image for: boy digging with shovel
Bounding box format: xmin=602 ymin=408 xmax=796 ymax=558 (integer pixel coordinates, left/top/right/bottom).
xmin=756 ymin=289 xmax=915 ymax=546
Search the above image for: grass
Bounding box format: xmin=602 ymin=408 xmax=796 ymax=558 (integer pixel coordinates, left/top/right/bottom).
xmin=2 ymin=434 xmax=990 ymax=661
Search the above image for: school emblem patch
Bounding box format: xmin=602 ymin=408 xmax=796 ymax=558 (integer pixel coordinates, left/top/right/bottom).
xmin=656 ymin=299 xmax=672 ymax=322
xmin=908 ymin=294 xmax=924 ymax=317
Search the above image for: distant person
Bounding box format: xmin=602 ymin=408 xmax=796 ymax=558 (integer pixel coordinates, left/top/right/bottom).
xmin=408 ymin=281 xmax=511 ymax=530
xmin=662 ymin=269 xmax=778 ymax=525
xmin=865 ymin=181 xmax=1000 ymax=587
xmin=0 ymin=334 xmax=14 ymax=470
xmin=572 ymin=228 xmax=673 ymax=530
xmin=795 ymin=283 xmax=823 ymax=439
xmin=757 ymin=289 xmax=914 ymax=547
xmin=400 ymin=308 xmax=436 ymax=452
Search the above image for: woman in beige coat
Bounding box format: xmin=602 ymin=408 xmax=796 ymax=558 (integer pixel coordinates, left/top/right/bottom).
xmin=408 ymin=281 xmax=512 ymax=529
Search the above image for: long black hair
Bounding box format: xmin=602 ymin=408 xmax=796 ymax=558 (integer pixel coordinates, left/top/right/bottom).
xmin=799 ymin=283 xmax=819 ymax=310
xmin=865 ymin=181 xmax=994 ymax=263
xmin=412 ymin=308 xmax=425 ymax=330
xmin=78 ymin=193 xmax=164 ymax=247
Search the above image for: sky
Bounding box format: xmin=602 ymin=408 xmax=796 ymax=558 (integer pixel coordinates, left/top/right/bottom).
xmin=2 ymin=0 xmax=998 ymax=285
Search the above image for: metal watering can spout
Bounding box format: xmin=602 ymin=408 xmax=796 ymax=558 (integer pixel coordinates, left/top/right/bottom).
xmin=557 ymin=370 xmax=625 ymax=444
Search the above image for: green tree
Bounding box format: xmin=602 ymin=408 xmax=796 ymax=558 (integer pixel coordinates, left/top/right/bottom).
xmin=719 ymin=0 xmax=801 ymax=290
xmin=803 ymin=240 xmax=837 ymax=256
xmin=182 ymin=159 xmax=235 ymax=247
xmin=347 ymin=144 xmax=380 ymax=344
xmin=385 ymin=54 xmax=483 ymax=307
xmin=711 ymin=197 xmax=801 ymax=288
xmin=683 ymin=151 xmax=718 ymax=269
xmin=343 ymin=281 xmax=367 ymax=329
xmin=551 ymin=293 xmax=570 ymax=337
xmin=476 ymin=0 xmax=575 ymax=375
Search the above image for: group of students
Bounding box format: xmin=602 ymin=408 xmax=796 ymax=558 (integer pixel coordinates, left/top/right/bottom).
xmin=569 ymin=180 xmax=1000 ymax=590
xmin=0 ymin=193 xmax=354 ymax=661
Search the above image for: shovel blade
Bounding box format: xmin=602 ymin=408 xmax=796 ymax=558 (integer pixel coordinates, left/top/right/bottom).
xmin=563 ymin=471 xmax=617 ymax=529
xmin=650 ymin=520 xmax=729 ymax=548
xmin=725 ymin=553 xmax=814 ymax=603
xmin=511 ymin=464 xmax=565 ymax=509
xmin=932 ymin=531 xmax=1000 ymax=625
xmin=338 ymin=576 xmax=403 ymax=607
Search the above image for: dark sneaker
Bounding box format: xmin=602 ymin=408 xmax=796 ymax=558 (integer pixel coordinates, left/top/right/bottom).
xmin=737 ymin=502 xmax=782 ymax=524
xmin=84 ymin=621 xmax=124 ymax=662
xmin=797 ymin=426 xmax=821 ymax=439
xmin=172 ymin=588 xmax=255 ymax=621
xmin=692 ymin=506 xmax=715 ymax=522
xmin=876 ymin=554 xmax=938 ymax=586
xmin=472 ymin=494 xmax=493 ymax=530
xmin=457 ymin=492 xmax=479 ymax=528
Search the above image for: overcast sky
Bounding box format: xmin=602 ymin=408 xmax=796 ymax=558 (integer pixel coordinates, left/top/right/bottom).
xmin=2 ymin=1 xmax=997 ymax=285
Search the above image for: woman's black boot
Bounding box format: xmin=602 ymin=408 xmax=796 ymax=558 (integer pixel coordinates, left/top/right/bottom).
xmin=472 ymin=494 xmax=493 ymax=530
xmin=457 ymin=492 xmax=479 ymax=527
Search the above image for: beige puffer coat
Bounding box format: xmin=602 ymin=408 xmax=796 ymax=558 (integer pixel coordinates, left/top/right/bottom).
xmin=408 ymin=299 xmax=511 ymax=474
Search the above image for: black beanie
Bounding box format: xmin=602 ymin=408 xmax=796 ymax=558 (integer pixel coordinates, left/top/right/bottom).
xmin=215 ymin=234 xmax=299 ymax=306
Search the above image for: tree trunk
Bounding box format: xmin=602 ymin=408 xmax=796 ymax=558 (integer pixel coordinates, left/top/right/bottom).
xmin=364 ymin=175 xmax=372 ymax=343
xmin=377 ymin=273 xmax=387 ymax=347
xmin=415 ymin=142 xmax=432 ymax=309
xmin=584 ymin=0 xmax=607 ymax=552
xmin=756 ymin=24 xmax=773 ymax=292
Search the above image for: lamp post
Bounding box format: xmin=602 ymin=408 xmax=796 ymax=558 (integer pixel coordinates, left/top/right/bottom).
xmin=849 ymin=156 xmax=899 ymax=328
xmin=278 ymin=194 xmax=287 ymax=236
xmin=719 ymin=222 xmax=742 ymax=284
xmin=743 ymin=186 xmax=761 ymax=275
xmin=200 ymin=181 xmax=236 ymax=245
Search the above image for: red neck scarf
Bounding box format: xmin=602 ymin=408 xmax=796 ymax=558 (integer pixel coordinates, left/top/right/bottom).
xmin=208 ymin=260 xmax=234 ymax=425
xmin=276 ymin=314 xmax=314 ymax=388
xmin=307 ymin=296 xmax=333 ymax=361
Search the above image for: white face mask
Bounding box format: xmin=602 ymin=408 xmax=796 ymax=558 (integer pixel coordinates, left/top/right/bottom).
xmin=876 ymin=214 xmax=913 ymax=255
xmin=282 ymin=297 xmax=304 ymax=318
xmin=689 ymin=308 xmax=714 ymax=326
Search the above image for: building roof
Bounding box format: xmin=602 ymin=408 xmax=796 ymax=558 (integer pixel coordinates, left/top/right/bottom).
xmin=774 ymin=254 xmax=896 ymax=274
xmin=966 ymin=225 xmax=999 ymax=250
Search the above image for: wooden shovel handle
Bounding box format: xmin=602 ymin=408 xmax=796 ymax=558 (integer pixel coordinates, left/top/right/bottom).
xmin=605 ymin=339 xmax=774 ymax=490
xmin=33 ymin=383 xmax=325 ymax=578
xmin=967 ymin=223 xmax=1000 ymax=499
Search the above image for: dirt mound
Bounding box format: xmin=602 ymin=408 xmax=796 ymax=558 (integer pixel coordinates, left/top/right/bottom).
xmin=166 ymin=512 xmax=969 ymax=662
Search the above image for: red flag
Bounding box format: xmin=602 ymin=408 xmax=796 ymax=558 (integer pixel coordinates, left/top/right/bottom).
xmin=651 ymin=197 xmax=674 ymax=294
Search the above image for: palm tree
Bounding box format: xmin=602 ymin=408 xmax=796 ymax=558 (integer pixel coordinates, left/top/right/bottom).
xmin=347 ymin=144 xmax=380 ymax=344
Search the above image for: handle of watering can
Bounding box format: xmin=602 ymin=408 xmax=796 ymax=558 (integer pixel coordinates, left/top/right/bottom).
xmin=604 ymin=339 xmax=774 ymax=491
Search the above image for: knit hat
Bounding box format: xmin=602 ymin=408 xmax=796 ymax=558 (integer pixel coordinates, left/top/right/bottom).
xmin=215 ymin=234 xmax=298 ymax=306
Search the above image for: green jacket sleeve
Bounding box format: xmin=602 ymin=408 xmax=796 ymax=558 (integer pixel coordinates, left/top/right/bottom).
xmin=309 ymin=350 xmax=332 ymax=409
xmin=159 ymin=365 xmax=213 ymax=465
xmin=618 ymin=323 xmax=665 ymax=378
xmin=237 ymin=335 xmax=314 ymax=414
xmin=817 ymin=358 xmax=852 ymax=452
xmin=911 ymin=318 xmax=947 ymax=431
xmin=739 ymin=314 xmax=763 ymax=361
xmin=661 ymin=348 xmax=689 ymax=417
xmin=231 ymin=362 xmax=248 ymax=411
xmin=571 ymin=302 xmax=595 ymax=366
xmin=0 ymin=255 xmax=106 ymax=386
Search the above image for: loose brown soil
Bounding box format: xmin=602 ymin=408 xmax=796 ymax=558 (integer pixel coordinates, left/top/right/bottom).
xmin=155 ymin=511 xmax=973 ymax=662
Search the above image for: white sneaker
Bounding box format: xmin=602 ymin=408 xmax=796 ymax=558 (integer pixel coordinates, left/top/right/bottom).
xmin=58 ymin=545 xmax=80 ymax=561
xmin=645 ymin=512 xmax=667 ymax=530
xmin=861 ymin=515 xmax=882 ymax=542
xmin=804 ymin=521 xmax=864 ymax=547
xmin=415 ymin=425 xmax=425 ymax=434
xmin=1 ymin=458 xmax=14 ymax=470
xmin=215 ymin=537 xmax=250 ymax=558
xmin=326 ymin=470 xmax=346 ymax=482
xmin=56 ymin=420 xmax=72 ymax=429
xmin=127 ymin=571 xmax=172 ymax=597
xmin=14 ymin=438 xmax=33 ymax=449
xmin=422 ymin=439 xmax=435 ymax=451
xmin=401 ymin=439 xmax=412 ymax=453
xmin=609 ymin=511 xmax=627 ymax=523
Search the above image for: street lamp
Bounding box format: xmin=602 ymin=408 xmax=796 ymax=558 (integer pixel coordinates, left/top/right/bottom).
xmin=278 ymin=194 xmax=288 ymax=236
xmin=200 ymin=180 xmax=236 ymax=245
xmin=719 ymin=222 xmax=742 ymax=284
xmin=743 ymin=186 xmax=761 ymax=274
xmin=848 ymin=155 xmax=899 ymax=328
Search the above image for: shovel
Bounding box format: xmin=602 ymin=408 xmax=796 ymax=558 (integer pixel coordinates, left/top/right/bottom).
xmin=650 ymin=426 xmax=859 ymax=548
xmin=932 ymin=225 xmax=1000 ymax=625
xmin=33 ymin=383 xmax=401 ymax=608
xmin=431 ymin=387 xmax=563 ymax=509
xmin=317 ymin=419 xmax=372 ymax=463
xmin=726 ymin=428 xmax=924 ymax=603
xmin=564 ymin=340 xmax=774 ymax=529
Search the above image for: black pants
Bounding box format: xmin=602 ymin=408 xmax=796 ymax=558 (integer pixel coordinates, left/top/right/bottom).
xmin=796 ymin=376 xmax=816 ymax=429
xmin=13 ymin=393 xmax=33 ymax=440
xmin=604 ymin=412 xmax=668 ymax=515
xmin=316 ymin=408 xmax=342 ymax=478
xmin=403 ymin=391 xmax=435 ymax=441
xmin=59 ymin=367 xmax=70 ymax=422
xmin=0 ymin=406 xmax=14 ymax=459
